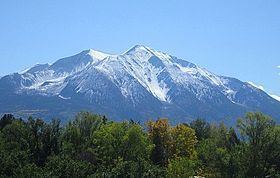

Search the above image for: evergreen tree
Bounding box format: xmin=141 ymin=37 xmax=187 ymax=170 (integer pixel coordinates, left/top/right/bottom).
xmin=190 ymin=118 xmax=211 ymax=141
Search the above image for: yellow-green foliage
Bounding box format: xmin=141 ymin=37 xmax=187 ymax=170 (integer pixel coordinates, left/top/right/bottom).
xmin=147 ymin=119 xmax=198 ymax=167
xmin=170 ymin=124 xmax=197 ymax=159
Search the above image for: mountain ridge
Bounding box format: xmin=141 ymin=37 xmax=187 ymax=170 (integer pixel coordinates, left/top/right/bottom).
xmin=1 ymin=45 xmax=279 ymax=124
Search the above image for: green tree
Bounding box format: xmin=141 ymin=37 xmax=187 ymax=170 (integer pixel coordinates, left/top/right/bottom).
xmin=147 ymin=119 xmax=172 ymax=167
xmin=0 ymin=119 xmax=30 ymax=177
xmin=61 ymin=112 xmax=106 ymax=155
xmin=170 ymin=124 xmax=197 ymax=159
xmin=27 ymin=117 xmax=46 ymax=166
xmin=226 ymin=127 xmax=239 ymax=150
xmin=91 ymin=122 xmax=154 ymax=177
xmin=44 ymin=155 xmax=94 ymax=177
xmin=196 ymin=123 xmax=240 ymax=177
xmin=0 ymin=114 xmax=16 ymax=130
xmin=167 ymin=157 xmax=197 ymax=177
xmin=237 ymin=112 xmax=280 ymax=177
xmin=190 ymin=118 xmax=211 ymax=141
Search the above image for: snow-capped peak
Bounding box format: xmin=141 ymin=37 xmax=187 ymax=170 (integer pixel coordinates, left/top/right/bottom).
xmin=87 ymin=49 xmax=112 ymax=61
xmin=122 ymin=45 xmax=155 ymax=62
xmin=3 ymin=45 xmax=280 ymax=123
xmin=12 ymin=45 xmax=278 ymax=106
xmin=123 ymin=45 xmax=173 ymax=64
xmin=124 ymin=45 xmax=151 ymax=54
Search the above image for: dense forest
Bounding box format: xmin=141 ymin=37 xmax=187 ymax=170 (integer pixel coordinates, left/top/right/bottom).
xmin=0 ymin=112 xmax=279 ymax=177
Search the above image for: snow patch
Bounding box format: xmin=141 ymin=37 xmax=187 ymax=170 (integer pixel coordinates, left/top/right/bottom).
xmin=19 ymin=66 xmax=33 ymax=74
xmin=58 ymin=95 xmax=71 ymax=100
xmin=270 ymin=94 xmax=280 ymax=102
xmin=88 ymin=49 xmax=112 ymax=61
xmin=247 ymin=82 xmax=280 ymax=102
xmin=247 ymin=82 xmax=265 ymax=91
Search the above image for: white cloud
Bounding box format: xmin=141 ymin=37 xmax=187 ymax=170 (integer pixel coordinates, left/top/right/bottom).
xmin=248 ymin=81 xmax=265 ymax=91
xmin=277 ymin=65 xmax=280 ymax=68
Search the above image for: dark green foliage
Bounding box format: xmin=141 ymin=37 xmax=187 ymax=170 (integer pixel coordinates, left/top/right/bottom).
xmin=237 ymin=112 xmax=280 ymax=177
xmin=61 ymin=112 xmax=106 ymax=155
xmin=0 ymin=114 xmax=16 ymax=130
xmin=226 ymin=127 xmax=239 ymax=150
xmin=44 ymin=155 xmax=94 ymax=177
xmin=0 ymin=115 xmax=58 ymax=177
xmin=0 ymin=112 xmax=279 ymax=177
xmin=190 ymin=118 xmax=211 ymax=141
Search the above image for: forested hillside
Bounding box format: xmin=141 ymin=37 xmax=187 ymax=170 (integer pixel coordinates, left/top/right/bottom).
xmin=0 ymin=112 xmax=279 ymax=177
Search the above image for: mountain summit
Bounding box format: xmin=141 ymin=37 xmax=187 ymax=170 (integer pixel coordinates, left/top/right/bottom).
xmin=1 ymin=45 xmax=279 ymax=124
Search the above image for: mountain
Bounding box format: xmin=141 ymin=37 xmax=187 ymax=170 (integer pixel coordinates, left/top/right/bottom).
xmin=1 ymin=45 xmax=279 ymax=124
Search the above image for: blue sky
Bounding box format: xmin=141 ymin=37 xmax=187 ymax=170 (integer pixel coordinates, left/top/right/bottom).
xmin=0 ymin=0 xmax=279 ymax=95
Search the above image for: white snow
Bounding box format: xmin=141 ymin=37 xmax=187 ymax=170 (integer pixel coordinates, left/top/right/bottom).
xmin=247 ymin=81 xmax=265 ymax=91
xmin=88 ymin=49 xmax=112 ymax=61
xmin=247 ymin=82 xmax=280 ymax=102
xmin=89 ymin=45 xmax=236 ymax=103
xmin=123 ymin=47 xmax=171 ymax=102
xmin=58 ymin=95 xmax=71 ymax=100
xmin=15 ymin=45 xmax=275 ymax=106
xmin=19 ymin=66 xmax=33 ymax=74
xmin=270 ymin=94 xmax=280 ymax=102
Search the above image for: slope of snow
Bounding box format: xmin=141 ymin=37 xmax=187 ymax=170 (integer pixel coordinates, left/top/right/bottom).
xmin=12 ymin=45 xmax=272 ymax=106
xmin=118 ymin=45 xmax=189 ymax=101
xmin=93 ymin=46 xmax=172 ymax=102
xmin=121 ymin=50 xmax=171 ymax=102
xmin=17 ymin=45 xmax=230 ymax=103
xmin=88 ymin=49 xmax=112 ymax=61
xmin=17 ymin=49 xmax=113 ymax=95
xmin=3 ymin=45 xmax=280 ymax=123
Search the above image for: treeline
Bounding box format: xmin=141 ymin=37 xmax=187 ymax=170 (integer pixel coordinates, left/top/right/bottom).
xmin=0 ymin=112 xmax=279 ymax=177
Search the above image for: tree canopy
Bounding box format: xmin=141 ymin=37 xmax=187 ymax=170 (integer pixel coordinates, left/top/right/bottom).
xmin=0 ymin=112 xmax=279 ymax=177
